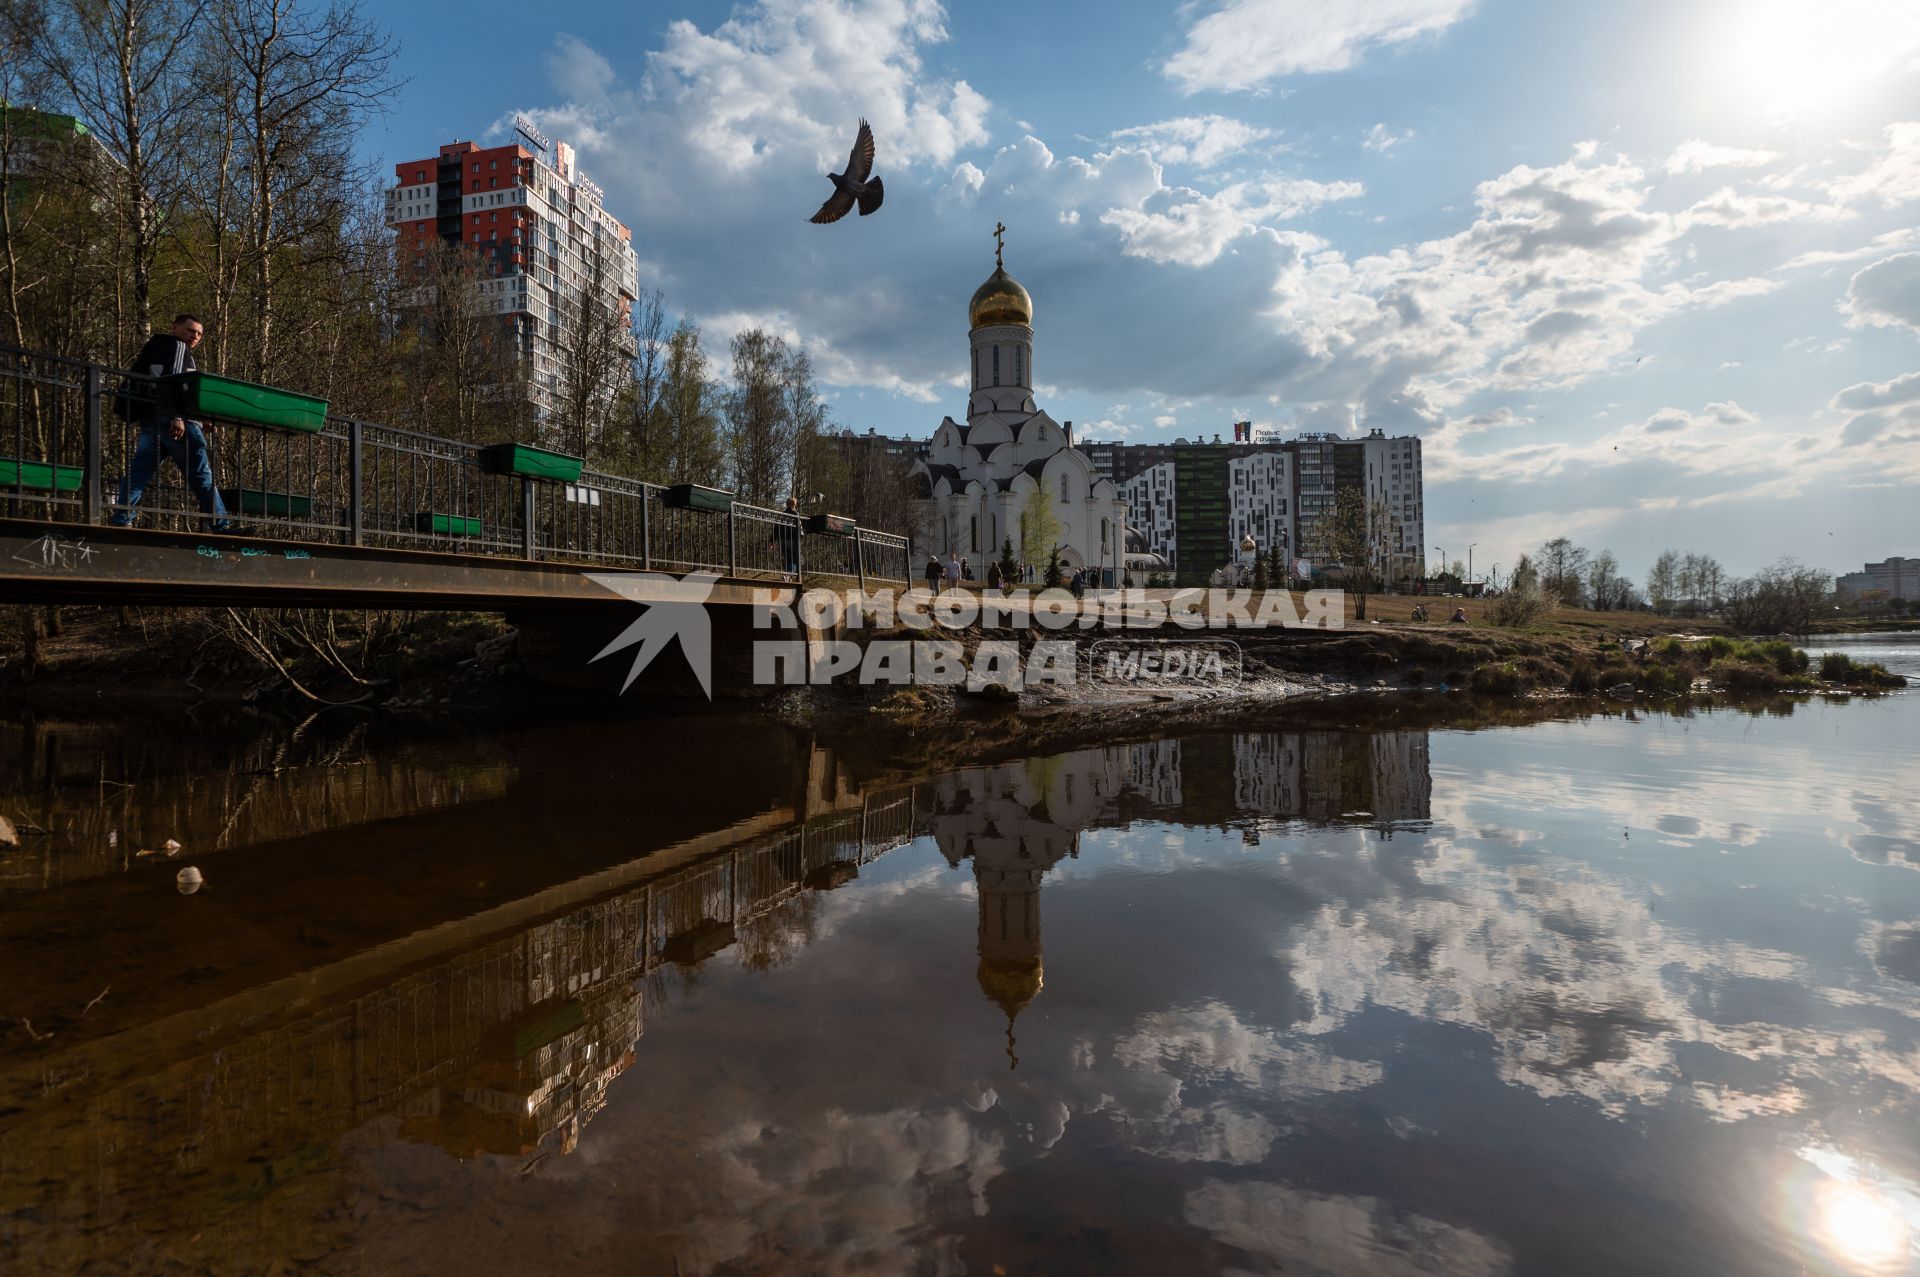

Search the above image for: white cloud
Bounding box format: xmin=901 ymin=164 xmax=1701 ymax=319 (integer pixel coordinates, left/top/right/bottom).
xmin=641 ymin=0 xmax=989 ymax=173
xmin=1363 ymin=123 xmax=1414 ymax=154
xmin=1776 ymin=227 xmax=1920 ymax=272
xmin=1184 ymin=1180 xmax=1513 ymax=1276
xmin=1682 ymin=188 xmax=1850 ymax=228
xmin=1830 ymin=369 xmax=1920 ymax=446
xmin=1102 ymin=190 xmax=1264 ymax=267
xmin=1163 ymin=0 xmax=1477 ymax=94
xmin=1845 ymin=252 xmax=1920 ymax=332
xmin=1664 ymin=139 xmax=1780 ymax=175
xmin=1109 ymin=115 xmax=1277 ymax=167
xmin=1826 ymin=121 xmax=1920 ymax=207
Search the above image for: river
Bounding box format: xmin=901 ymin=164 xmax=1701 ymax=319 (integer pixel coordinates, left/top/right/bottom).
xmin=1 ymin=684 xmax=1917 ymax=1275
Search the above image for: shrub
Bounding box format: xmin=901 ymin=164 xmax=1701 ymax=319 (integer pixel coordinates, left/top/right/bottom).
xmin=1566 ymin=655 xmax=1598 ymax=693
xmin=1470 ymin=662 xmax=1532 ymax=694
xmin=1819 ymin=652 xmax=1906 ymax=688
xmin=1638 ymin=664 xmax=1693 ymax=696
xmin=1489 ymin=586 xmax=1552 ymax=628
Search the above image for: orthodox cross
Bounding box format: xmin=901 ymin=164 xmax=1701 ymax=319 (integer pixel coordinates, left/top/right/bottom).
xmin=993 ymin=221 xmax=1006 ymax=266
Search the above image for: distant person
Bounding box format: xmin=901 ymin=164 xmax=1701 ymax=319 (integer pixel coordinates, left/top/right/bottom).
xmin=961 ymin=557 xmax=974 ymax=582
xmin=986 ymin=561 xmax=1001 ymax=591
xmin=945 ymin=553 xmax=962 ymax=592
xmin=110 ymin=314 xmax=231 ymax=532
xmin=924 ymin=554 xmax=942 ymax=594
xmin=781 ymin=496 xmax=801 ymax=575
xmin=1450 ymin=607 xmax=1468 ymax=623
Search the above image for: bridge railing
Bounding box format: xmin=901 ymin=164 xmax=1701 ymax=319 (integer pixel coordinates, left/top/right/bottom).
xmin=1 ymin=345 xmax=911 ymax=585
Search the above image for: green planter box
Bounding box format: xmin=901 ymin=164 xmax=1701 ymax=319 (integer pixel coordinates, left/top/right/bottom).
xmin=169 ymin=372 xmax=328 ymax=433
xmin=413 ymin=512 xmax=482 ymax=537
xmin=477 ymin=442 xmax=583 ymax=483
xmin=806 ymin=512 xmax=857 ymax=536
xmin=219 ymin=487 xmax=313 ymax=518
xmin=663 ymin=482 xmax=734 ymax=513
xmin=660 ymin=918 xmax=736 ymax=966
xmin=0 ymin=458 xmax=85 ymax=492
xmin=510 ymin=1000 xmax=585 ymax=1058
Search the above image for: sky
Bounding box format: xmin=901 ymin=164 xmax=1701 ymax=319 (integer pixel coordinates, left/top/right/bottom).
xmin=361 ymin=0 xmax=1920 ymax=581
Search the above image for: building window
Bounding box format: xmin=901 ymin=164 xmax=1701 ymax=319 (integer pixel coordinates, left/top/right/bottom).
xmin=973 ymin=348 xmax=979 ymax=386
xmin=1014 ymin=345 xmax=1022 ymax=385
xmin=1059 ymin=474 xmax=1069 ymax=504
xmin=971 ymin=516 xmax=978 ymax=552
xmin=992 ymin=346 xmax=1000 ymax=386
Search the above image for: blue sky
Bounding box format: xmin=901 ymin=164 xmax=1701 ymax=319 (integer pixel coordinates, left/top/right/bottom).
xmin=363 ymin=0 xmax=1920 ymax=581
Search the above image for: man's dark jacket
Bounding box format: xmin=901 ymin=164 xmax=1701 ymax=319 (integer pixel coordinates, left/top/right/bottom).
xmin=114 ymin=333 xmax=196 ymax=422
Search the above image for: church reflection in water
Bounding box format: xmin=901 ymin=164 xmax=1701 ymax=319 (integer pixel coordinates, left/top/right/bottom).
xmin=930 ymin=731 xmax=1433 ymax=1068
xmin=0 ymin=726 xmax=1430 ymax=1271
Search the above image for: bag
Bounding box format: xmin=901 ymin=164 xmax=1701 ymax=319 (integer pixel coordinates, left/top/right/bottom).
xmin=113 ymin=334 xmax=188 ymax=423
xmin=111 ymin=380 xmax=144 ymax=424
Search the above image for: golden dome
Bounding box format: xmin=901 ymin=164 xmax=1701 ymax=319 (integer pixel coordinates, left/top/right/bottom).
xmin=976 ymin=955 xmax=1044 ymax=1018
xmin=969 ymin=265 xmax=1033 ymax=329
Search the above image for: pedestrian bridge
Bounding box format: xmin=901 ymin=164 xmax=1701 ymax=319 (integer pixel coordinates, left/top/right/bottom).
xmin=0 ymin=345 xmax=911 ymax=613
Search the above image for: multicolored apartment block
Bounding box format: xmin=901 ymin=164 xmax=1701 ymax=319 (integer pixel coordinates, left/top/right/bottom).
xmin=385 ymin=118 xmax=639 ymax=417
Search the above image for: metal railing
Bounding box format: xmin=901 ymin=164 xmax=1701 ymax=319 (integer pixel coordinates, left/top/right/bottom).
xmin=1 ymin=344 xmax=912 ymax=586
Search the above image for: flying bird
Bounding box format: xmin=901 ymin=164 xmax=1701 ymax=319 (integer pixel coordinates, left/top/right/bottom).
xmin=810 ymin=119 xmax=884 ymax=224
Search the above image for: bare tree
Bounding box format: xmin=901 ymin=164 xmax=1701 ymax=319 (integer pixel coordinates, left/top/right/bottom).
xmin=657 ymin=321 xmax=723 ymax=483
xmin=1646 ymin=549 xmax=1679 ymax=615
xmin=551 ymin=223 xmax=634 ymax=459
xmin=1586 ymin=550 xmax=1633 ymax=611
xmin=1304 ymin=487 xmax=1393 ymax=619
xmin=36 ymin=0 xmax=204 ymax=355
xmin=724 ymin=327 xmax=794 ymax=505
xmin=1721 ymin=560 xmax=1832 ymax=634
xmin=206 ymin=0 xmax=397 ymax=380
xmin=1534 ymin=537 xmax=1590 ymax=606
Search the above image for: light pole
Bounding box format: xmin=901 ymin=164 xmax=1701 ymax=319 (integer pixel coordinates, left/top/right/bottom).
xmin=1468 ymin=542 xmax=1478 ymax=588
xmin=1432 ymin=547 xmax=1445 ymax=580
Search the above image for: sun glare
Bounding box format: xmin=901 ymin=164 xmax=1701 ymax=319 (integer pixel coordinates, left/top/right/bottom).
xmin=1814 ymin=1179 xmax=1911 ymax=1273
xmin=1725 ymin=0 xmax=1920 ymax=118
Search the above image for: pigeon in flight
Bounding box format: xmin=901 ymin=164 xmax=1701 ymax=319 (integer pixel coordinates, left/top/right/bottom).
xmin=810 ymin=119 xmax=884 ymax=224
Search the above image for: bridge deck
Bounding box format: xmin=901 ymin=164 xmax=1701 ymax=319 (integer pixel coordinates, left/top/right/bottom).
xmin=0 ymin=517 xmax=826 ymax=609
xmin=2 ymin=344 xmax=909 ymax=607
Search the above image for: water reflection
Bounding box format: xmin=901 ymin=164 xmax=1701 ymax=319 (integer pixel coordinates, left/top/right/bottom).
xmin=2 ymin=696 xmax=1918 ymax=1275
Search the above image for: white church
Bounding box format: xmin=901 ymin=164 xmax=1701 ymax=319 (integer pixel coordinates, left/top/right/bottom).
xmin=911 ymin=231 xmax=1127 ymax=583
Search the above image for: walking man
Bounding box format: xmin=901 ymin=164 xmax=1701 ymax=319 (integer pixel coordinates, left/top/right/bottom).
xmin=945 ymin=553 xmax=962 ymax=592
xmin=111 ymin=314 xmax=230 ymax=532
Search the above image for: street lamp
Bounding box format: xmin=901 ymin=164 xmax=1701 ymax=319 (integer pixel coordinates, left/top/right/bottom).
xmin=1468 ymin=542 xmax=1478 ymax=587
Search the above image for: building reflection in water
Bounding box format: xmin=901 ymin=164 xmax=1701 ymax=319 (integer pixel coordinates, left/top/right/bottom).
xmin=0 ymin=726 xmax=1430 ymax=1271
xmin=933 ymin=732 xmax=1433 ymax=1069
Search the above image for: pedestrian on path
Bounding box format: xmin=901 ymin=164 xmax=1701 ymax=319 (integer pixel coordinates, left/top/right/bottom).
xmin=110 ymin=314 xmax=231 ymax=533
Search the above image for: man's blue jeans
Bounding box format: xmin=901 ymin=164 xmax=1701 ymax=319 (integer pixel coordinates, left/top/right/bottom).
xmin=110 ymin=418 xmax=229 ymax=529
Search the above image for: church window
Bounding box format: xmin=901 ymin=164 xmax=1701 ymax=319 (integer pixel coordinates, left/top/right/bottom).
xmin=1015 ymin=345 xmax=1023 ymax=385
xmin=992 ymin=346 xmax=1000 ymax=386
xmin=1059 ymin=474 xmax=1069 ymax=504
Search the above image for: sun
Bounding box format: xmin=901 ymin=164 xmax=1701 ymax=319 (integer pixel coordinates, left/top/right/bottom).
xmin=1723 ymin=0 xmax=1920 ymax=118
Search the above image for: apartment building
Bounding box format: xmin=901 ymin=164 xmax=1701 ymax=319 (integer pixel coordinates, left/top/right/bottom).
xmin=1113 ymin=428 xmax=1424 ymax=585
xmin=386 ymin=118 xmax=639 ymax=417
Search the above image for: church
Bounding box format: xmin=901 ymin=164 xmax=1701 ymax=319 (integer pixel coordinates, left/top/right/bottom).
xmin=910 ymin=230 xmax=1127 ymax=583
